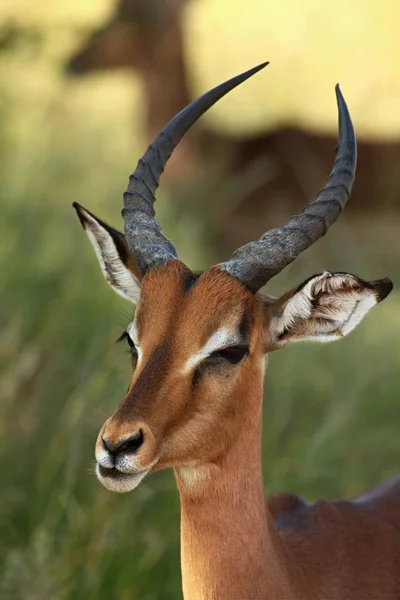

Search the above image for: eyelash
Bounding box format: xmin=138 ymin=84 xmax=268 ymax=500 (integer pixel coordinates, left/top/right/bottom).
xmin=193 ymin=345 xmax=249 ymax=385
xmin=118 ymin=331 xmax=138 ymax=355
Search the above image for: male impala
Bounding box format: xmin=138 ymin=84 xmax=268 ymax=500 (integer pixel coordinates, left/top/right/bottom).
xmin=74 ymin=63 xmax=400 ymax=599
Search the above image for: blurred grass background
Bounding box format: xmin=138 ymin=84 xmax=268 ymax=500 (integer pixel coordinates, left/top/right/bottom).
xmin=0 ymin=1 xmax=399 ymax=599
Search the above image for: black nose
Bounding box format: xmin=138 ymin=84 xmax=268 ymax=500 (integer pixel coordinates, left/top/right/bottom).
xmin=102 ymin=430 xmax=144 ymax=456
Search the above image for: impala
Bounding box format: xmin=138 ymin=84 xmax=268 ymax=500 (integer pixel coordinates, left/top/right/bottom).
xmin=74 ymin=63 xmax=400 ymax=599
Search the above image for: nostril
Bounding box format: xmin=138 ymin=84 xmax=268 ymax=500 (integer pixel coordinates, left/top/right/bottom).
xmin=101 ymin=430 xmax=144 ymax=457
xmin=117 ymin=430 xmax=144 ymax=455
xmin=102 ymin=436 xmax=115 ymax=455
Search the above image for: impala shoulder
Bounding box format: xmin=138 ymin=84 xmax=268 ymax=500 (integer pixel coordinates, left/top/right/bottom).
xmin=271 ymin=494 xmax=353 ymax=534
xmin=268 ymin=493 xmax=310 ymax=527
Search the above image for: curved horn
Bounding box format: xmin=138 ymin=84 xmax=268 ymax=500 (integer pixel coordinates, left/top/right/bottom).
xmin=123 ymin=62 xmax=269 ymax=274
xmin=220 ymin=84 xmax=357 ymax=292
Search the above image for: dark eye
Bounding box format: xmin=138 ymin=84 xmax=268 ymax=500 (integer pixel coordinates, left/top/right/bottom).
xmin=126 ymin=334 xmax=135 ymax=349
xmin=118 ymin=331 xmax=138 ymax=358
xmin=208 ymin=345 xmax=248 ymax=365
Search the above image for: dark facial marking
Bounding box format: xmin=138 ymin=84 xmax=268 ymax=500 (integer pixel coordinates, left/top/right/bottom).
xmin=114 ymin=341 xmax=171 ymax=422
xmin=73 ymin=202 xmax=131 ymax=265
xmin=181 ymin=268 xmax=200 ymax=292
xmin=238 ymin=310 xmax=251 ymax=343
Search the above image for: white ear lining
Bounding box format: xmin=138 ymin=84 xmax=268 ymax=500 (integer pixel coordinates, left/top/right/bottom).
xmin=273 ymin=273 xmax=330 ymax=337
xmin=127 ymin=320 xmax=139 ymax=346
xmin=83 ymin=212 xmax=140 ymax=304
xmin=271 ymin=272 xmax=379 ymax=343
xmin=340 ymin=292 xmax=377 ymax=336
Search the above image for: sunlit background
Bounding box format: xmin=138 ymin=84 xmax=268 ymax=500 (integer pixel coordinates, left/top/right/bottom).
xmin=1 ymin=1 xmax=399 ymax=598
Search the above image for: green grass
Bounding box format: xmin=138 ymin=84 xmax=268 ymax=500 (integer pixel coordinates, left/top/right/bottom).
xmin=0 ymin=37 xmax=399 ymax=600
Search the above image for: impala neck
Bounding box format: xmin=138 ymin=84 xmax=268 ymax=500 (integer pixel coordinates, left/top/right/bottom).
xmin=174 ymin=378 xmax=292 ymax=600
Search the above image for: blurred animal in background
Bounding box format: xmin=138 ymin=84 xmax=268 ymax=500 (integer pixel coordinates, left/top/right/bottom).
xmin=67 ymin=0 xmax=197 ymax=183
xmin=66 ymin=0 xmax=400 ymax=255
xmin=73 ymin=64 xmax=400 ymax=600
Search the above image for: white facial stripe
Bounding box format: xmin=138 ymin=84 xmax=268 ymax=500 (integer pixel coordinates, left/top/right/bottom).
xmin=127 ymin=320 xmax=139 ymax=346
xmin=182 ymin=327 xmax=238 ymax=373
xmin=83 ymin=211 xmax=140 ymax=304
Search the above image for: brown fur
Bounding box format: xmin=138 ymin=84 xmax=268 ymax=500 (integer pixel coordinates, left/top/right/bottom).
xmin=96 ymin=261 xmax=400 ymax=600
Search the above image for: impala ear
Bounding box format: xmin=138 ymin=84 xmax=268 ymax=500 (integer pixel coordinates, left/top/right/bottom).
xmin=266 ymin=271 xmax=392 ymax=350
xmin=73 ymin=202 xmax=141 ymax=304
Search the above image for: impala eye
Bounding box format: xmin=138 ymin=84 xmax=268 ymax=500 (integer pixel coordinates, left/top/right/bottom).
xmin=118 ymin=331 xmax=137 ymax=354
xmin=208 ymin=345 xmax=248 ymax=365
xmin=126 ymin=334 xmax=135 ymax=349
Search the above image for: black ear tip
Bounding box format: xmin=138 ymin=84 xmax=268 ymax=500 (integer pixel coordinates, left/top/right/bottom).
xmin=72 ymin=202 xmax=88 ymax=228
xmin=372 ymin=277 xmax=393 ymax=302
xmin=72 ymin=201 xmax=84 ymax=214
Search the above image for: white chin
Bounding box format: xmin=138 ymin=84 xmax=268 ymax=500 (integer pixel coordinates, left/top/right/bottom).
xmin=96 ymin=464 xmax=149 ymax=493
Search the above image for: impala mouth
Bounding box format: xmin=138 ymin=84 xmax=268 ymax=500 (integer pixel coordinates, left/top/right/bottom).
xmin=96 ymin=463 xmax=150 ymax=493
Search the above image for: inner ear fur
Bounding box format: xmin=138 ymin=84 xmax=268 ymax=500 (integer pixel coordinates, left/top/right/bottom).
xmin=73 ymin=202 xmax=142 ymax=304
xmin=73 ymin=202 xmax=141 ymax=281
xmin=264 ymin=271 xmax=393 ymax=351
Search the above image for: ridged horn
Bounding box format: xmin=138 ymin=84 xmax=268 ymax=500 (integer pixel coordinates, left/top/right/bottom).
xmin=220 ymin=84 xmax=357 ymax=291
xmin=122 ymin=62 xmax=269 ymax=274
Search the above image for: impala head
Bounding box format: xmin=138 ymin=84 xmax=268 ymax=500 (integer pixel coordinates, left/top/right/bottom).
xmin=74 ymin=63 xmax=392 ymax=493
